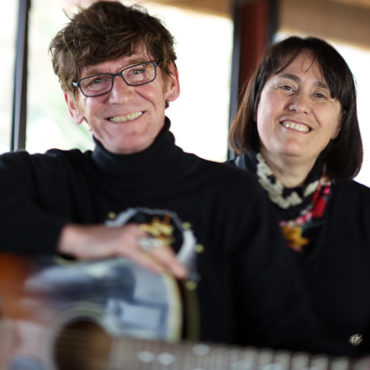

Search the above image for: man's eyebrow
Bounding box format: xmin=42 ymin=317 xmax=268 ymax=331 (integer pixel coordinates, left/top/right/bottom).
xmin=83 ymin=68 xmax=103 ymax=77
xmin=82 ymin=58 xmax=150 ymax=77
xmin=125 ymin=57 xmax=149 ymax=65
xmin=277 ymin=73 xmax=329 ymax=89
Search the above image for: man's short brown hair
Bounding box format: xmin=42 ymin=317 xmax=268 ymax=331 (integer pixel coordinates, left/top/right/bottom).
xmin=49 ymin=1 xmax=177 ymax=94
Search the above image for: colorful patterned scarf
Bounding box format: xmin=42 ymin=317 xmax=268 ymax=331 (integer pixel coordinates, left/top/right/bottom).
xmin=255 ymin=153 xmax=332 ymax=252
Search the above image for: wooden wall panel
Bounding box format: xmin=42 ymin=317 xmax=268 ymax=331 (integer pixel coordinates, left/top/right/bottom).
xmin=142 ymin=0 xmax=231 ymax=17
xmin=280 ymin=0 xmax=370 ymax=49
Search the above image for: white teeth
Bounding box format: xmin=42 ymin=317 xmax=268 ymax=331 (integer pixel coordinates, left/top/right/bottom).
xmin=109 ymin=111 xmax=143 ymax=123
xmin=281 ymin=121 xmax=310 ymax=133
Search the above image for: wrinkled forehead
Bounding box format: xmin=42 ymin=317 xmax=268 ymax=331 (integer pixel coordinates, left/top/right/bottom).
xmin=79 ymin=43 xmax=153 ymax=78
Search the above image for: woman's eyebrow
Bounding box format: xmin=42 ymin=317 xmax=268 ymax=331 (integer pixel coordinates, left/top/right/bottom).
xmin=277 ymin=73 xmax=300 ymax=82
xmin=277 ymin=73 xmax=329 ymax=90
xmin=314 ymin=80 xmax=330 ymax=89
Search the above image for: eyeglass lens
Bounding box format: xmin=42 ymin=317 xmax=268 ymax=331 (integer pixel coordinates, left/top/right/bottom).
xmin=79 ymin=62 xmax=157 ymax=97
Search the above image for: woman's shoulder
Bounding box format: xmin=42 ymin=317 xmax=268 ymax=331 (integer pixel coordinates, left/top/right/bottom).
xmin=330 ymin=179 xmax=370 ymax=216
xmin=333 ymin=179 xmax=370 ymax=198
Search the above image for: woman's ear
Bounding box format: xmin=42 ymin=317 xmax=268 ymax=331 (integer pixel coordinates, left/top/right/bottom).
xmin=64 ymin=92 xmax=85 ymax=124
xmin=164 ymin=63 xmax=180 ymax=103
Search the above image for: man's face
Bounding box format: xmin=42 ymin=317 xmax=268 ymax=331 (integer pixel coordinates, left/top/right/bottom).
xmin=65 ymin=47 xmax=180 ymax=154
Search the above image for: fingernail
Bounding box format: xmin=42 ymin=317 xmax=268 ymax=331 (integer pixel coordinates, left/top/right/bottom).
xmin=176 ymin=266 xmax=189 ymax=279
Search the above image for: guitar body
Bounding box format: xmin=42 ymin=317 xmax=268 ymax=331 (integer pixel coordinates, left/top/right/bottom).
xmin=0 ymin=253 xmax=183 ymax=369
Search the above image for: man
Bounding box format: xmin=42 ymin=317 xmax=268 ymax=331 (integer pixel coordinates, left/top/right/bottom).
xmin=0 ymin=0 xmax=332 ymax=358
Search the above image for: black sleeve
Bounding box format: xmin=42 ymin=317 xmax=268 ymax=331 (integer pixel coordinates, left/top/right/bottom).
xmin=0 ymin=151 xmax=67 ymax=254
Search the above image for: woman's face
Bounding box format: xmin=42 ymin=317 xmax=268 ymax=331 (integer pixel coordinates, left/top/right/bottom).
xmin=256 ymin=51 xmax=342 ymax=168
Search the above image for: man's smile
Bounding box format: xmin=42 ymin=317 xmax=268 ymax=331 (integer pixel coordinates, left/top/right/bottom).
xmin=108 ymin=111 xmax=143 ymax=123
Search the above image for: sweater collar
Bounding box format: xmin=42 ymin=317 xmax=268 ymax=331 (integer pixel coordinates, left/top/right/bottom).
xmin=91 ymin=117 xmax=181 ymax=175
xmin=241 ymin=151 xmax=326 ymax=210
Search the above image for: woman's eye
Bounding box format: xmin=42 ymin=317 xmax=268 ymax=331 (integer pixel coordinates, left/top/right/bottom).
xmin=280 ymin=85 xmax=294 ymax=92
xmin=315 ymin=92 xmax=327 ymax=99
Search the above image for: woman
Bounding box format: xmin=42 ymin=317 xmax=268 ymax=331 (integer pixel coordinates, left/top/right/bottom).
xmin=229 ymin=36 xmax=370 ymax=356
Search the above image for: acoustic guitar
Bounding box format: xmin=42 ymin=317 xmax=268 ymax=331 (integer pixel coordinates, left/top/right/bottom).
xmin=0 ymin=252 xmax=185 ymax=369
xmin=0 ymin=253 xmax=369 ymax=370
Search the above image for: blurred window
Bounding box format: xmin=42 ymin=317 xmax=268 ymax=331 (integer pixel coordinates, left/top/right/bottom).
xmin=26 ymin=0 xmax=93 ymax=153
xmin=0 ymin=2 xmax=17 ymax=152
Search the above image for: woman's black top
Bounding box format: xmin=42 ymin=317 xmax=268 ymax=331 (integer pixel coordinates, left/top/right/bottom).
xmin=231 ymin=152 xmax=370 ymax=356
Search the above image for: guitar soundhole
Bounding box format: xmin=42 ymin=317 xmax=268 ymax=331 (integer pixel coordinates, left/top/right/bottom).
xmin=53 ymin=319 xmax=112 ymax=370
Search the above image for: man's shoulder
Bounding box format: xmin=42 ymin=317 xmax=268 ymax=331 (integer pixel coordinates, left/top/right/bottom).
xmin=43 ymin=148 xmax=90 ymax=163
xmin=183 ymin=152 xmax=260 ymax=190
xmin=0 ymin=147 xmax=86 ymax=159
xmin=0 ymin=148 xmax=90 ymax=172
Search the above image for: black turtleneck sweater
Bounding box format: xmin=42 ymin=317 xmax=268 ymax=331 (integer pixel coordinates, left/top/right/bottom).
xmin=0 ymin=119 xmax=325 ymax=352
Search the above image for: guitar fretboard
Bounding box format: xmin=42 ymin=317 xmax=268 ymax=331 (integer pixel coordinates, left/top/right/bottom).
xmin=107 ymin=336 xmax=370 ymax=370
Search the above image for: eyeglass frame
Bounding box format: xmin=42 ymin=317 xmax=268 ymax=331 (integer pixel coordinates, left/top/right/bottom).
xmin=72 ymin=60 xmax=161 ymax=97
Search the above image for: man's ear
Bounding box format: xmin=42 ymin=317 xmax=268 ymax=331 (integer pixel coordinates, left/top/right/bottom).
xmin=164 ymin=63 xmax=180 ymax=103
xmin=64 ymin=92 xmax=85 ymax=124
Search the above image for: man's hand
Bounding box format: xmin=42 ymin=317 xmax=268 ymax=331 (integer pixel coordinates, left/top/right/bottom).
xmin=57 ymin=224 xmax=188 ymax=279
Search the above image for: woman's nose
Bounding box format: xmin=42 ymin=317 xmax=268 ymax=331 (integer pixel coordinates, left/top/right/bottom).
xmin=287 ymin=92 xmax=310 ymax=114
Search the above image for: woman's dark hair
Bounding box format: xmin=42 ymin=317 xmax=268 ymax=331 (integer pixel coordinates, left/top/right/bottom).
xmin=229 ymin=36 xmax=363 ymax=179
xmin=49 ymin=1 xmax=177 ymax=94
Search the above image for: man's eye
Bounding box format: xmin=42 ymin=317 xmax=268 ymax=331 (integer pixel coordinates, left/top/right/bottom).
xmin=130 ymin=68 xmax=145 ymax=75
xmin=82 ymin=76 xmax=110 ymax=89
xmin=89 ymin=76 xmax=108 ymax=86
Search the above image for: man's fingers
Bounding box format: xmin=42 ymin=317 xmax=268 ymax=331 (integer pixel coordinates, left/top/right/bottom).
xmin=149 ymin=243 xmax=189 ymax=279
xmin=135 ymin=235 xmax=188 ymax=279
xmin=127 ymin=250 xmax=167 ymax=276
xmin=64 ymin=223 xmax=189 ymax=279
xmin=138 ymin=236 xmax=164 ymax=252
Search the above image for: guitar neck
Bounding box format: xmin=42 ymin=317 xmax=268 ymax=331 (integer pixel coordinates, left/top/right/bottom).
xmin=2 ymin=318 xmax=369 ymax=370
xmin=106 ymin=336 xmax=369 ymax=370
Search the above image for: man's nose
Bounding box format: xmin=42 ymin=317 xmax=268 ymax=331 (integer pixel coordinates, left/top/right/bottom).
xmin=108 ymin=75 xmax=136 ymax=101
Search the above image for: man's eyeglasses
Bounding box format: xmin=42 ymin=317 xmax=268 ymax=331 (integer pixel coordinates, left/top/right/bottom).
xmin=72 ymin=61 xmax=160 ymax=97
